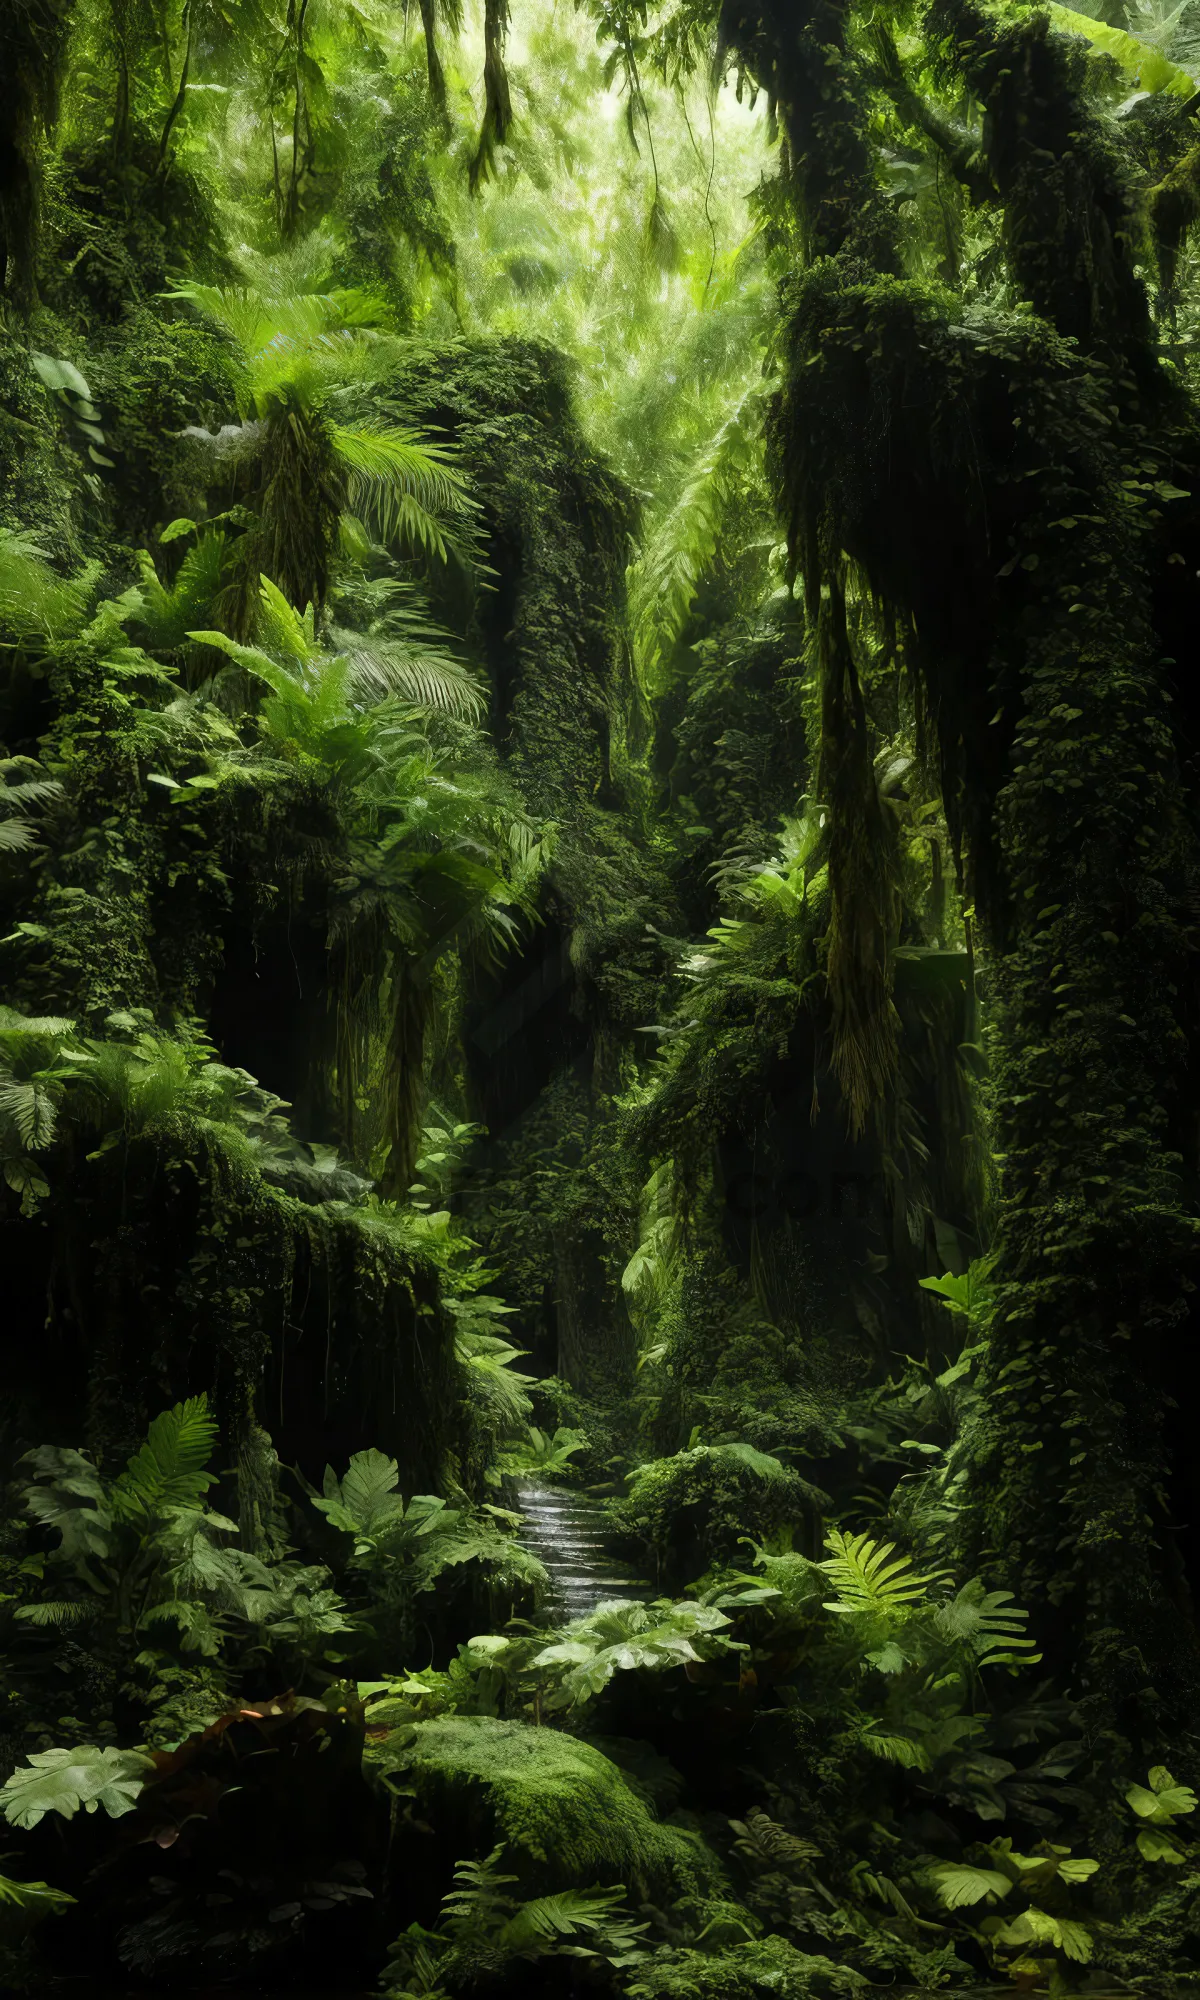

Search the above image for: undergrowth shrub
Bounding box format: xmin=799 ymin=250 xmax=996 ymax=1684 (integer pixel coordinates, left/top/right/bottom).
xmin=610 ymin=1444 xmax=825 ymax=1588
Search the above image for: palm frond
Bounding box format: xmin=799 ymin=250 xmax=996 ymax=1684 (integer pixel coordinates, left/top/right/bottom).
xmin=627 ymin=381 xmax=765 ymax=687
xmin=331 ymin=424 xmax=475 ymax=561
xmin=0 ymin=819 xmax=38 ymax=852
xmin=329 ymin=628 xmax=485 ymax=717
xmin=169 ymin=282 xmax=390 ymax=367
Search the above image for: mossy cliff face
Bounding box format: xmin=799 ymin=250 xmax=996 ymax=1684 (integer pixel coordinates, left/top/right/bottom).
xmin=726 ymin=0 xmax=1200 ymax=1726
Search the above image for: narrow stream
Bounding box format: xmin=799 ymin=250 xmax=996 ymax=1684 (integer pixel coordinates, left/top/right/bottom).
xmin=515 ymin=1483 xmax=655 ymax=1620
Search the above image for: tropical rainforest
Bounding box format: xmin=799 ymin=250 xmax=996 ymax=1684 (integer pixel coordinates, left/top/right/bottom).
xmin=3 ymin=0 xmax=1200 ymax=1993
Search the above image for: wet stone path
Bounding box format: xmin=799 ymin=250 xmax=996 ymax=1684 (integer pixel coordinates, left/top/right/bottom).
xmin=515 ymin=1483 xmax=655 ymax=1621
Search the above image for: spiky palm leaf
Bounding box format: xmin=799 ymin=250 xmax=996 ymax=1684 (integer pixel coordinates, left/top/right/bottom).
xmin=627 ymin=381 xmax=765 ymax=687
xmin=168 ymin=281 xmax=392 ymax=404
xmin=331 ymin=423 xmax=475 ymax=562
xmin=330 ymin=628 xmax=486 ymax=718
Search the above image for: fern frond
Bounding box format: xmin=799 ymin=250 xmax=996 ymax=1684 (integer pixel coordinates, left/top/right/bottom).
xmin=109 ymin=1397 xmax=218 ymax=1523
xmin=935 ymin=1580 xmax=1041 ymax=1670
xmin=331 ymin=631 xmax=486 ymax=718
xmin=730 ymin=1807 xmax=819 ymax=1874
xmin=14 ymin=1600 xmax=94 ymax=1627
xmin=819 ymin=1528 xmax=941 ymax=1618
xmin=0 ymin=818 xmax=38 ymax=852
xmin=627 ymin=381 xmax=765 ymax=687
xmin=331 ymin=424 xmax=474 ymax=562
xmin=0 ymin=531 xmax=99 ymax=644
xmin=136 ymin=534 xmax=228 ymax=650
xmin=441 ymin=1845 xmax=518 ymax=1930
xmin=498 ymin=1883 xmax=639 ymax=1954
xmin=0 ymin=1076 xmax=57 ymax=1148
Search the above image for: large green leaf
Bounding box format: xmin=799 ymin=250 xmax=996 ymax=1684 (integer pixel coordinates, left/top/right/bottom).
xmin=1049 ymin=3 xmax=1198 ymax=95
xmin=533 ymin=1599 xmax=739 ymax=1706
xmin=20 ymin=1445 xmax=112 ymax=1562
xmin=1126 ymin=1766 xmax=1198 ymax=1821
xmin=995 ymin=1906 xmax=1093 ymax=1963
xmin=930 ymin=1863 xmax=1012 ymax=1908
xmin=313 ymin=1448 xmax=406 ymax=1538
xmin=0 ymin=1745 xmax=152 ymax=1829
xmin=110 ymin=1396 xmax=218 ymax=1522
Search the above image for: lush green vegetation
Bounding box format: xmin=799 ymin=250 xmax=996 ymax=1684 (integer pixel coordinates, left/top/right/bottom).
xmin=2 ymin=0 xmax=1200 ymax=1992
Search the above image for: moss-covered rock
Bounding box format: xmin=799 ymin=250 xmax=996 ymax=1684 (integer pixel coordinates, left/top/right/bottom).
xmin=375 ymin=1714 xmax=724 ymax=1900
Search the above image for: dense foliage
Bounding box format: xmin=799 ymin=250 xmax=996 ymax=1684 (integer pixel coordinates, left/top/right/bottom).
xmin=2 ymin=0 xmax=1200 ymax=1993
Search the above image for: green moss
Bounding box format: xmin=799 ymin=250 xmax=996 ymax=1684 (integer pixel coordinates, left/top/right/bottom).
xmin=627 ymin=1938 xmax=869 ymax=2000
xmin=388 ymin=1714 xmax=725 ymax=1899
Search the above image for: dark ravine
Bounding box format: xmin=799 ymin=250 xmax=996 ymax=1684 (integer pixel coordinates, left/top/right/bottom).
xmin=515 ymin=1482 xmax=655 ymax=1619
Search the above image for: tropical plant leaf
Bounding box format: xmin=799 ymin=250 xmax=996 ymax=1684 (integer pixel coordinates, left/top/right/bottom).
xmin=934 ymin=1578 xmax=1041 ymax=1669
xmin=14 ymin=1599 xmax=94 ymax=1627
xmin=0 ymin=1870 xmax=76 ymax=1916
xmin=819 ymin=1529 xmax=939 ymax=1618
xmin=498 ymin=1883 xmax=646 ymax=1957
xmin=331 ymin=631 xmax=486 ymax=718
xmin=930 ymin=1863 xmax=1013 ymax=1908
xmin=331 ymin=424 xmax=473 ymax=562
xmin=109 ymin=1396 xmax=219 ymax=1522
xmin=0 ymin=817 xmax=39 ymax=851
xmin=313 ymin=1448 xmax=406 ymax=1538
xmin=995 ymin=1906 xmax=1094 ymax=1963
xmin=20 ymin=1445 xmax=112 ymax=1562
xmin=628 ymin=381 xmax=766 ymax=687
xmin=0 ymin=1745 xmax=152 ymax=1829
xmin=859 ymin=1727 xmax=932 ymax=1771
xmin=440 ymin=1845 xmax=518 ymax=1929
xmin=730 ymin=1807 xmax=820 ymax=1874
xmin=1049 ymin=2 xmax=1198 ymax=94
xmin=1126 ymin=1767 xmax=1198 ymax=1820
xmin=0 ymin=1076 xmax=57 ymax=1146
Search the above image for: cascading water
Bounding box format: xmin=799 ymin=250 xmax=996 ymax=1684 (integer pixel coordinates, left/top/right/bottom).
xmin=515 ymin=1483 xmax=654 ymax=1620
